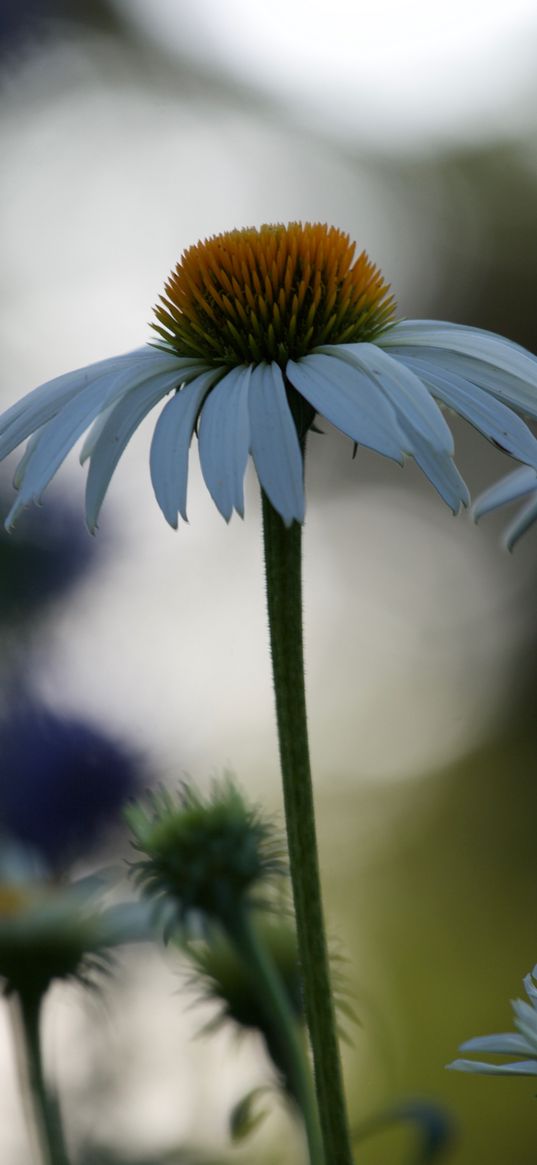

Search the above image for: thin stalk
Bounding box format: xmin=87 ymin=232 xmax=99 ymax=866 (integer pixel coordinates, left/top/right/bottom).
xmin=228 ymin=907 xmax=323 ymax=1164
xmin=10 ymin=991 xmax=70 ymax=1165
xmin=262 ymin=491 xmax=354 ymax=1165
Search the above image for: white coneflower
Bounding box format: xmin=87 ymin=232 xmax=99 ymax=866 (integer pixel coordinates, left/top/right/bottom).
xmin=448 ymin=967 xmax=537 ymax=1077
xmin=2 ymin=222 xmax=537 ymax=531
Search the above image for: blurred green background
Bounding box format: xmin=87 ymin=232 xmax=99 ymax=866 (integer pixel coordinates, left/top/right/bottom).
xmin=1 ymin=1 xmax=537 ymax=1161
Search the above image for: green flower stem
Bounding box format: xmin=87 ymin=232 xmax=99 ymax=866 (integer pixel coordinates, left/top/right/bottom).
xmin=261 ymin=491 xmax=354 ymax=1165
xmin=11 ymin=992 xmax=71 ymax=1165
xmin=228 ymin=907 xmax=323 ymax=1163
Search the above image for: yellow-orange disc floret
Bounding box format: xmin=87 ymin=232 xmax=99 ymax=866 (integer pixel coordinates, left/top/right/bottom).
xmin=152 ymin=222 xmax=396 ymax=366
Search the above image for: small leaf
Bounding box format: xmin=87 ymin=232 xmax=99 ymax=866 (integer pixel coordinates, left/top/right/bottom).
xmin=229 ymin=1087 xmax=269 ymax=1142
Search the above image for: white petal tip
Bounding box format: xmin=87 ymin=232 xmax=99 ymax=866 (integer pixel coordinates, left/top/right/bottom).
xmin=283 ymin=510 xmax=305 ymax=528
xmin=4 ymin=499 xmax=27 ymax=529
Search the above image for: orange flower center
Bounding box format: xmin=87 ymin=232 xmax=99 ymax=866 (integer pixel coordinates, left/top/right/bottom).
xmin=152 ymin=222 xmax=396 ymax=366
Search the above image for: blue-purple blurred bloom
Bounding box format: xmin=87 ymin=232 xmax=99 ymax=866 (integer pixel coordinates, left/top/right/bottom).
xmin=0 ymin=488 xmax=97 ymax=625
xmin=0 ymin=701 xmax=141 ymax=868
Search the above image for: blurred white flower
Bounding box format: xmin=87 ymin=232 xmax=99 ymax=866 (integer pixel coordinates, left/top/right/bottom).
xmin=473 ymin=465 xmax=537 ymax=549
xmin=2 ymin=222 xmax=537 ymax=531
xmin=447 ymin=966 xmax=537 ymax=1076
xmin=0 ymin=846 xmax=151 ymax=997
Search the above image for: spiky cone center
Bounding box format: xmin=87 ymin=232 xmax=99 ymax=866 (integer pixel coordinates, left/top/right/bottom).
xmin=152 ymin=222 xmax=396 ymax=366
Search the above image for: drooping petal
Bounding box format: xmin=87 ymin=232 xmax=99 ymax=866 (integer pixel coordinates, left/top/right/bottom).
xmin=5 ymin=357 xmax=199 ymax=525
xmin=85 ymin=369 xmax=189 ymax=532
xmin=150 ymin=369 xmax=223 ymax=527
xmin=471 ymin=467 xmax=537 ymax=550
xmin=400 ymin=426 xmax=469 ymax=512
xmin=12 ymin=430 xmax=43 ymax=490
xmin=248 ymin=363 xmax=304 ymax=525
xmin=458 ymin=1033 xmax=535 ymax=1056
xmin=79 ymin=406 xmax=117 ymax=464
xmin=379 ymin=320 xmax=537 ymax=393
xmin=447 ymin=1058 xmax=537 ymax=1076
xmin=398 ymin=356 xmax=537 ymax=468
xmin=512 ymin=998 xmax=537 ymax=1045
xmin=326 ymin=343 xmax=454 ymax=453
xmin=472 ymin=467 xmax=537 ymax=520
xmin=198 ymin=366 xmax=251 ymax=520
xmin=524 ymin=970 xmax=537 ymax=1003
xmin=287 ymin=351 xmax=405 ymax=461
xmin=381 ymin=323 xmax=537 ymax=420
xmin=0 ymin=348 xmax=195 ymax=460
xmin=502 ymin=498 xmax=537 ymax=551
xmin=0 ymin=353 xmax=138 ymax=458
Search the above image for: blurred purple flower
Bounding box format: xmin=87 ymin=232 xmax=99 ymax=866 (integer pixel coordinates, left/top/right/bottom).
xmin=0 ymin=486 xmax=98 ymax=626
xmin=0 ymin=1 xmax=117 ymax=56
xmin=0 ymin=701 xmax=142 ymax=869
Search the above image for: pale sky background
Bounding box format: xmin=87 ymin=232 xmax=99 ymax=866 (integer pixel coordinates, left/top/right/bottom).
xmin=116 ymin=0 xmax=537 ymax=146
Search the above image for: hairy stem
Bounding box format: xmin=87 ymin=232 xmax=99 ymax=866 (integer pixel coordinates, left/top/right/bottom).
xmin=262 ymin=491 xmax=353 ymax=1165
xmin=229 ymin=908 xmax=323 ymax=1163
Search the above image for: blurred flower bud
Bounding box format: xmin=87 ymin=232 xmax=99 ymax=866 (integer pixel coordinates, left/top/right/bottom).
xmin=184 ymin=916 xmax=303 ymax=1096
xmin=127 ymin=778 xmax=286 ymax=931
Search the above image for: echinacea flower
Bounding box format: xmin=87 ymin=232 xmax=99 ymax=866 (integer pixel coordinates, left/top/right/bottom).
xmin=447 ymin=966 xmax=537 ymax=1076
xmin=2 ymin=222 xmax=537 ymax=530
xmin=473 ymin=465 xmax=537 ymax=549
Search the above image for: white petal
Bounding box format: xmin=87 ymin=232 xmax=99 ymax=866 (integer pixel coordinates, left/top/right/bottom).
xmin=380 ymin=320 xmax=537 ymax=390
xmin=249 ymin=363 xmax=304 ymax=526
xmin=150 ymin=369 xmax=222 ymax=527
xmin=398 ymin=356 xmax=537 ymax=468
xmin=85 ymin=369 xmax=186 ymax=532
xmin=447 ymin=1057 xmax=537 ymax=1075
xmin=324 ymin=343 xmax=454 ymax=453
xmin=198 ymin=366 xmax=251 ymax=520
xmin=6 ymin=359 xmax=177 ymax=515
xmin=12 ymin=430 xmax=43 ymax=489
xmin=502 ymin=495 xmax=537 ymax=551
xmin=524 ymin=972 xmax=537 ymax=1003
xmin=287 ymin=352 xmax=405 ymax=461
xmin=459 ymin=1033 xmax=535 ymax=1056
xmin=472 ymin=467 xmax=537 ymax=521
xmin=0 ymin=347 xmax=194 ymax=460
xmin=381 ymin=323 xmax=537 ymax=419
xmin=0 ymin=358 xmax=121 ymax=460
xmin=402 ymin=427 xmax=469 ymax=512
xmin=79 ymin=406 xmax=117 ymax=464
xmin=512 ymin=998 xmax=537 ymax=1046
xmin=81 ymin=346 xmax=207 ymax=469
